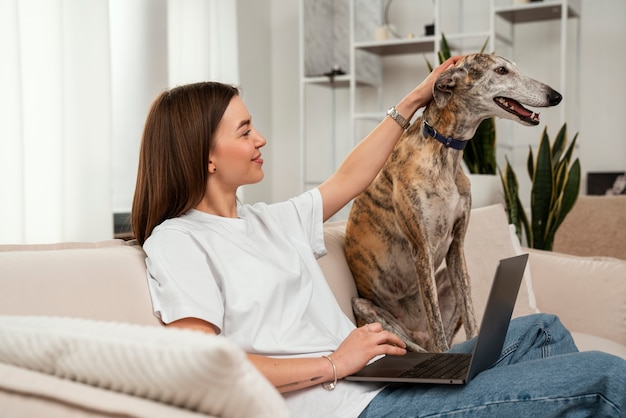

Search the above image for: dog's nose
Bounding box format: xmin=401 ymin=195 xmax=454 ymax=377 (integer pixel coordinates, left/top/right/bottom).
xmin=548 ymin=90 xmax=562 ymax=106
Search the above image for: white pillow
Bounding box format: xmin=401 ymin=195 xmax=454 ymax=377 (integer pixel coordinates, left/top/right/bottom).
xmin=508 ymin=224 xmax=539 ymax=313
xmin=0 ymin=316 xmax=289 ymax=418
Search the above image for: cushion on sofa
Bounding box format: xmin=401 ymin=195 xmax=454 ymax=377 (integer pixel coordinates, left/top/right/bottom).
xmin=527 ymin=249 xmax=626 ymax=347
xmin=0 ymin=316 xmax=289 ymax=418
xmin=570 ymin=332 xmax=626 ymax=359
xmin=319 ymin=221 xmax=359 ymax=323
xmin=0 ymin=241 xmax=160 ymax=326
xmin=462 ymin=204 xmax=538 ymax=323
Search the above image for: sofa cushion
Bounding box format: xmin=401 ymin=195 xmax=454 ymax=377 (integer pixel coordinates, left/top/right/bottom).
xmin=0 ymin=362 xmax=211 ymax=418
xmin=318 ymin=221 xmax=359 ymax=323
xmin=571 ymin=333 xmax=626 ymax=360
xmin=0 ymin=316 xmax=289 ymax=418
xmin=527 ymin=249 xmax=626 ymax=347
xmin=462 ymin=204 xmax=537 ymax=324
xmin=0 ymin=241 xmax=159 ymax=326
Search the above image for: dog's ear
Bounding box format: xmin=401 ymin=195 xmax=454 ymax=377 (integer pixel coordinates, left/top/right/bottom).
xmin=433 ymin=67 xmax=466 ymax=108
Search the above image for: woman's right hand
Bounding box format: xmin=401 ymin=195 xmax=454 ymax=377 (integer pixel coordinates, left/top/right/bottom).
xmin=329 ymin=322 xmax=407 ymax=379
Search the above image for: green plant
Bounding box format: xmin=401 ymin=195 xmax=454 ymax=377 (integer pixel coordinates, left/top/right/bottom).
xmin=499 ymin=123 xmax=581 ymax=250
xmin=426 ymin=34 xmax=497 ymax=174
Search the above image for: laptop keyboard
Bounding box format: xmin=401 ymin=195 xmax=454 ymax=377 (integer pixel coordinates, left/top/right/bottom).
xmin=397 ymin=353 xmax=471 ymax=380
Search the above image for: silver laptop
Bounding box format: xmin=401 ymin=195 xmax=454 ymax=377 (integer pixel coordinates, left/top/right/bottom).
xmin=345 ymin=254 xmax=528 ymax=385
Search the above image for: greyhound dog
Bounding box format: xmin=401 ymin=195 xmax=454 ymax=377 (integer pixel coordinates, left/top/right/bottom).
xmin=344 ymin=54 xmax=562 ymax=353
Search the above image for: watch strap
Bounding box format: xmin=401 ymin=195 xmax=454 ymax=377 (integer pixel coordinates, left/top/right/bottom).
xmin=386 ymin=106 xmax=410 ymax=130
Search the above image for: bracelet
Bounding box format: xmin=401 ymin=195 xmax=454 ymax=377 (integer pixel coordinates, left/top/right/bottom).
xmin=321 ymin=355 xmax=337 ymax=391
xmin=386 ymin=106 xmax=411 ymax=130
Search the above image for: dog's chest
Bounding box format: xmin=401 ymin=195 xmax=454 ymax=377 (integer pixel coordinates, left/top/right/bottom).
xmin=384 ymin=136 xmax=469 ymax=261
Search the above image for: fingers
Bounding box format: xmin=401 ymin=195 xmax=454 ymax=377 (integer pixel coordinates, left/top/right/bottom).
xmin=361 ymin=323 xmax=407 ymax=351
xmin=363 ymin=322 xmax=382 ymax=333
xmin=433 ymin=55 xmax=463 ymax=76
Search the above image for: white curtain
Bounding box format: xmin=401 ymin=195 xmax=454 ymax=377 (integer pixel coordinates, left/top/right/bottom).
xmin=168 ymin=0 xmax=240 ymax=87
xmin=0 ymin=0 xmax=239 ymax=244
xmin=0 ymin=0 xmax=112 ymax=245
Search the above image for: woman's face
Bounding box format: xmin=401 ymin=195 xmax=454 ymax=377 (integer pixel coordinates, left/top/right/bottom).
xmin=210 ymin=96 xmax=267 ymax=187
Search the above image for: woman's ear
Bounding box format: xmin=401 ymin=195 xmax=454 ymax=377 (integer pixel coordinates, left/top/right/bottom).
xmin=433 ymin=66 xmax=466 ymax=108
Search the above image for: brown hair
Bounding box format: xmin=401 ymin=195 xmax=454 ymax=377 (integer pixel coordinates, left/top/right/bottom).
xmin=131 ymin=82 xmax=240 ymax=245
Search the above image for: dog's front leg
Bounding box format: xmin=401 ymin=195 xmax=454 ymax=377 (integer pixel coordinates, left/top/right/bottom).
xmin=446 ymin=215 xmax=478 ymax=340
xmin=414 ymin=252 xmax=450 ymax=352
xmin=396 ymin=211 xmax=450 ymax=353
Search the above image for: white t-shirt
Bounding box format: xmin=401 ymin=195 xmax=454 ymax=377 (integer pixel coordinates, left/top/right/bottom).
xmin=144 ymin=189 xmax=383 ymax=417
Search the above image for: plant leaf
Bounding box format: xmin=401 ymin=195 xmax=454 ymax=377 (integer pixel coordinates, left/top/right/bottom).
xmin=551 ymin=123 xmax=567 ymax=166
xmin=527 ymin=144 xmax=535 ymax=180
xmin=530 ymin=133 xmax=554 ymax=250
xmin=500 ymin=158 xmax=526 ymax=243
xmin=440 ymin=33 xmax=451 ymax=62
xmin=552 ymin=158 xmax=581 ymax=237
xmin=464 ymin=118 xmax=496 ymax=174
xmin=424 ymin=55 xmax=434 ymax=72
xmin=479 ymin=36 xmax=490 ymax=54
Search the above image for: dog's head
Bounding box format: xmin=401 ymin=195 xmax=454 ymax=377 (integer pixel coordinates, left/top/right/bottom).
xmin=432 ymin=54 xmax=562 ymax=126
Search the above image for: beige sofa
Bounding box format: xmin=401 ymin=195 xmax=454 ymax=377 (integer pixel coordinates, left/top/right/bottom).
xmin=1 ymin=203 xmax=625 ymax=418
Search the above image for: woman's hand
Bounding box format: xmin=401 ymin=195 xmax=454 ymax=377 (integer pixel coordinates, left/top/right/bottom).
xmin=329 ymin=322 xmax=407 ymax=379
xmin=395 ymin=55 xmax=462 ymax=118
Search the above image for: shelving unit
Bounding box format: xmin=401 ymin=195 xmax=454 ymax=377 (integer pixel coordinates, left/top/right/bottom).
xmin=299 ymin=0 xmax=581 ymax=205
xmin=299 ymin=0 xmax=484 ymax=199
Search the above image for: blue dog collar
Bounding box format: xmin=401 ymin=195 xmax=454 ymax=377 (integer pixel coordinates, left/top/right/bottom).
xmin=422 ymin=120 xmax=467 ymax=151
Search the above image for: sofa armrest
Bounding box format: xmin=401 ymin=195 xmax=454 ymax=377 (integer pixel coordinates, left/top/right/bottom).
xmin=527 ymin=248 xmax=626 ymax=346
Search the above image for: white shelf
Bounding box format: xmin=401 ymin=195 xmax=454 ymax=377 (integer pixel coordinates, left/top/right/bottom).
xmin=354 ymin=36 xmax=436 ymax=56
xmin=303 ymin=74 xmax=379 ymax=88
xmin=494 ymin=1 xmax=580 ymax=24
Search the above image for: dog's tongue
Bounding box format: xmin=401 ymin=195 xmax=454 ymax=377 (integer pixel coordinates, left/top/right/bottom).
xmin=509 ymin=100 xmax=532 ymax=117
xmin=495 ymin=97 xmax=540 ymax=123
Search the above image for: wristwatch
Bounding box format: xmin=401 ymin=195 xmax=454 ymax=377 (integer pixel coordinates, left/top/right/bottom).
xmin=386 ymin=106 xmax=411 ymax=130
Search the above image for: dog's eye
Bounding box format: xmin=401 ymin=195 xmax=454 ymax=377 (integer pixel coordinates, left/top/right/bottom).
xmin=495 ymin=66 xmax=508 ymax=75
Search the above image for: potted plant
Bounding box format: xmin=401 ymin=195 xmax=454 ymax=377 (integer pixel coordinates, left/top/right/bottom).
xmin=499 ymin=123 xmax=581 ymax=250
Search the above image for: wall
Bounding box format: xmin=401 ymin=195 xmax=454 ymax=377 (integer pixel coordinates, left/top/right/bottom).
xmin=255 ymin=0 xmax=626 ymax=208
xmin=236 ymin=0 xmax=273 ymax=204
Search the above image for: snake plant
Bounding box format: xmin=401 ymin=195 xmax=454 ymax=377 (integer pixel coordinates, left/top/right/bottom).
xmin=500 ymin=124 xmax=581 ymax=250
xmin=426 ymin=34 xmax=497 ymax=174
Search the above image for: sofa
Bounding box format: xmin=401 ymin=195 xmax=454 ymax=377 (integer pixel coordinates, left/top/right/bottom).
xmin=1 ymin=203 xmax=624 ymax=418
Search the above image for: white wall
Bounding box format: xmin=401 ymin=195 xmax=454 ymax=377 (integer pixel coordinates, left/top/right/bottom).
xmin=248 ymin=0 xmax=626 ymax=206
xmin=236 ymin=0 xmax=273 ymax=204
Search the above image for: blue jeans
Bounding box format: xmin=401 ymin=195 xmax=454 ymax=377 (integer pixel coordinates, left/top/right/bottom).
xmin=359 ymin=314 xmax=626 ymax=417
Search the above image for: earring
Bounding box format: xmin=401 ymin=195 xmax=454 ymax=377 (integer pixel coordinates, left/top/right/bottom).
xmin=213 ymin=167 xmax=217 ymax=173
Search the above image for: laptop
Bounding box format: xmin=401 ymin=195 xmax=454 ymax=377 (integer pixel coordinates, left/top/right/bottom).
xmin=345 ymin=253 xmax=529 ymax=385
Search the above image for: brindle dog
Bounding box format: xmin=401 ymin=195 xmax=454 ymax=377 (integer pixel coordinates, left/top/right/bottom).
xmin=345 ymin=54 xmax=562 ymax=352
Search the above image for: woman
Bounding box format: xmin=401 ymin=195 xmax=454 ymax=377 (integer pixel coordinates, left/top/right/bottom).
xmin=131 ymin=57 xmax=625 ymax=417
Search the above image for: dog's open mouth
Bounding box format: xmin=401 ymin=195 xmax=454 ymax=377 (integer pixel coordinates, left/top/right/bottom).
xmin=494 ymin=97 xmax=540 ymax=125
